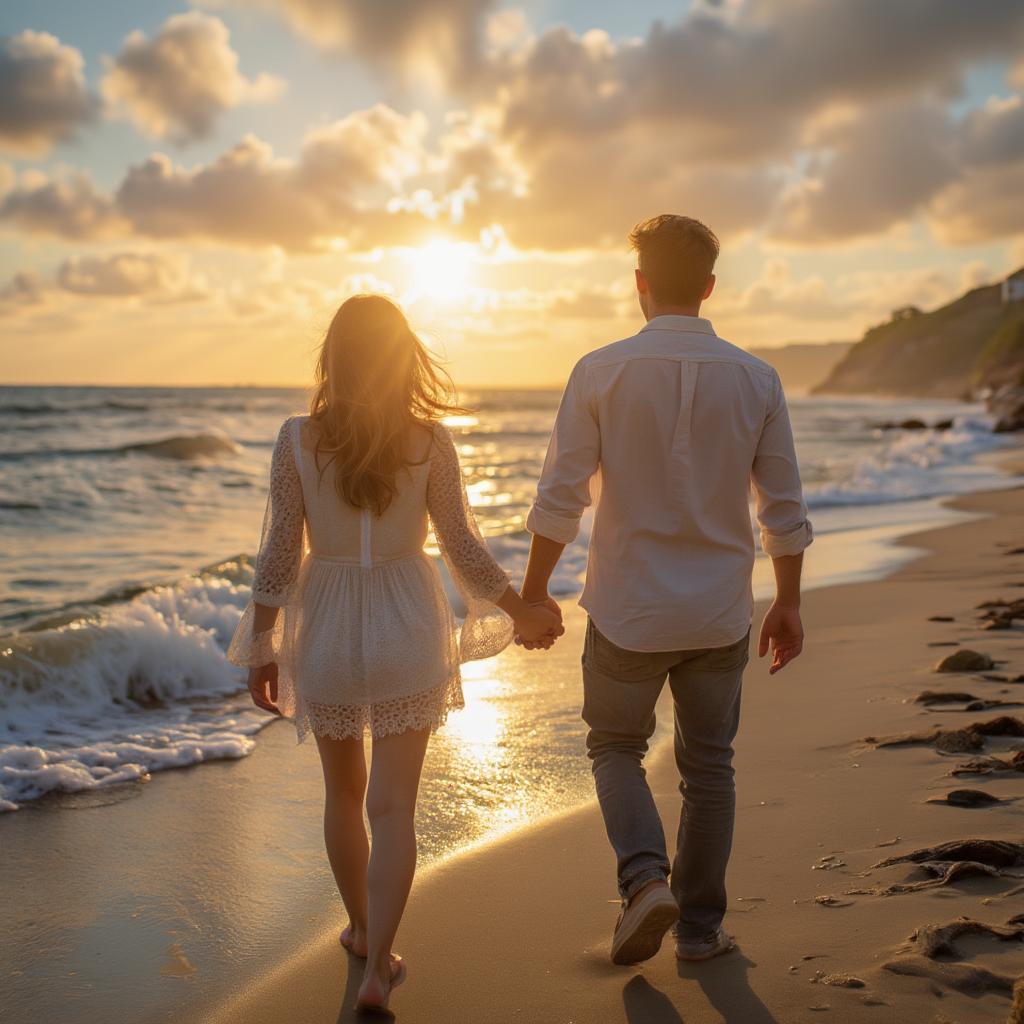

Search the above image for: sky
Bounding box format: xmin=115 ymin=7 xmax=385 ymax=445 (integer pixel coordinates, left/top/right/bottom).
xmin=1 ymin=0 xmax=1023 ymax=387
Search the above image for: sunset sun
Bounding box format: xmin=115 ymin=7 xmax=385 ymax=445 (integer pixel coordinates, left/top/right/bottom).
xmin=405 ymin=238 xmax=478 ymax=304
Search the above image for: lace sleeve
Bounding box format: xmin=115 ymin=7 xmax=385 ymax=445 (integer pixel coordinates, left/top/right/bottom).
xmin=251 ymin=417 xmax=306 ymax=605
xmin=226 ymin=417 xmax=306 ymax=670
xmin=427 ymin=424 xmax=514 ymax=662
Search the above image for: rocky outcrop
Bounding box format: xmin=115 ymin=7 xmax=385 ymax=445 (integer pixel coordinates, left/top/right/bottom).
xmin=989 ymin=383 xmax=1024 ymax=433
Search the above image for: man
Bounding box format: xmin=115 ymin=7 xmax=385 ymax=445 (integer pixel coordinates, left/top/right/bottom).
xmin=520 ymin=214 xmax=813 ymax=966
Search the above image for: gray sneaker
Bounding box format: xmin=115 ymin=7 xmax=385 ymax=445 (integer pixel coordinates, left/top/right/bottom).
xmin=675 ymin=927 xmax=735 ymax=962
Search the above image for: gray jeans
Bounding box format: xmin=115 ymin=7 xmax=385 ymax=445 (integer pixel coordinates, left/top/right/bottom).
xmin=581 ymin=618 xmax=748 ymax=939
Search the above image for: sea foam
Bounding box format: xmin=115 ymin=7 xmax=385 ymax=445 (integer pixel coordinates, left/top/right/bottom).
xmin=0 ymin=573 xmax=265 ymax=811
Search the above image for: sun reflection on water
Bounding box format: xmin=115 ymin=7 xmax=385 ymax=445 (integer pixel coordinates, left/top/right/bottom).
xmin=444 ymin=660 xmax=506 ymax=758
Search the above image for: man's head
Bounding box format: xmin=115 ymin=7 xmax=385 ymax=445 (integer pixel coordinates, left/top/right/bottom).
xmin=629 ymin=214 xmax=719 ymax=319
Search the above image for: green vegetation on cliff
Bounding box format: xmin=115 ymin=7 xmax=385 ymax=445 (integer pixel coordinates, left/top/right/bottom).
xmin=813 ymin=272 xmax=1024 ymax=398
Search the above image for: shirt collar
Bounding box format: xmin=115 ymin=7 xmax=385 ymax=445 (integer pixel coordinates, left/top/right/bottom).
xmin=639 ymin=315 xmax=716 ymax=336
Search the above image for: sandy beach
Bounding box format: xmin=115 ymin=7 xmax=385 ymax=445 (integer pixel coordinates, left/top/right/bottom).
xmin=5 ymin=482 xmax=1024 ymax=1024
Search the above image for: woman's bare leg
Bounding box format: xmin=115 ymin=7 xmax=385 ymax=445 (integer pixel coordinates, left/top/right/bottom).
xmin=314 ymin=734 xmax=369 ymax=955
xmin=358 ymin=726 xmax=431 ymax=1006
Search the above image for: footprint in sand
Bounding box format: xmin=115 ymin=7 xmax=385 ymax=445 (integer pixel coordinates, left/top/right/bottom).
xmin=914 ymin=689 xmax=1024 ymax=710
xmin=811 ymin=855 xmax=848 ymax=871
xmin=874 ymin=837 xmax=902 ymax=848
xmin=865 ymin=714 xmax=1024 ymax=753
xmin=814 ymin=895 xmax=854 ymax=908
xmin=949 ymin=751 xmax=1024 ymax=777
xmin=160 ymin=942 xmax=197 ymax=979
xmin=810 ymin=971 xmax=866 ymax=989
xmin=882 ymin=916 xmax=1024 ymax=999
xmin=851 ymin=839 xmax=1024 ymax=897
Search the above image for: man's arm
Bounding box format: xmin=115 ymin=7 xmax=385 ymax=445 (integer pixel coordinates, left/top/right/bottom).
xmin=758 ymin=552 xmax=803 ymax=675
xmin=521 ymin=364 xmax=600 ymax=642
xmin=522 ymin=534 xmax=567 ymax=605
xmin=751 ymin=371 xmax=813 ymax=674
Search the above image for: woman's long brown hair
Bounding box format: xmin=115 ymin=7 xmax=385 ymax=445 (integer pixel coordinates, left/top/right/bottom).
xmin=309 ymin=294 xmax=465 ymax=514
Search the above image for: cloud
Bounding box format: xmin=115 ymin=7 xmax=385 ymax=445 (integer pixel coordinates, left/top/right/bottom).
xmin=115 ymin=105 xmax=434 ymax=249
xmin=769 ymin=101 xmax=958 ymax=245
xmin=198 ymin=0 xmax=496 ymax=80
xmin=115 ymin=103 xmax=440 ymax=249
xmin=0 ymin=251 xmax=210 ymax=318
xmin=835 ymin=265 xmax=980 ymax=323
xmin=0 ymin=169 xmax=128 ymax=240
xmin=958 ymin=93 xmax=1024 ymax=166
xmin=412 ymin=2 xmax=1020 ymax=250
xmin=5 ymin=0 xmax=1024 ymax=257
xmin=0 ymin=105 xmax=437 ymax=251
xmin=925 ymin=94 xmax=1024 ymax=245
xmin=928 ymin=161 xmax=1024 ymax=244
xmin=438 ymin=108 xmax=781 ymax=249
xmin=0 ymin=30 xmax=97 ymax=155
xmin=714 ymin=258 xmax=855 ymax=324
xmin=547 ymin=284 xmax=626 ymax=320
xmin=101 ymin=12 xmax=284 ymax=144
xmin=55 ymin=251 xmax=207 ymax=299
xmin=0 ymin=269 xmax=47 ymax=310
xmin=299 ymin=105 xmax=428 ymax=190
xmin=487 ymin=3 xmax=1024 ymax=167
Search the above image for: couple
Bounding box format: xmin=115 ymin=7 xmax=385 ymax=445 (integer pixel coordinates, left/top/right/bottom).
xmin=227 ymin=213 xmax=813 ymax=1012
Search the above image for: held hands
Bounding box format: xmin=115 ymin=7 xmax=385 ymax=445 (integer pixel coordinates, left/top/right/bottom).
xmin=514 ymin=596 xmax=565 ymax=651
xmin=247 ymin=662 xmax=282 ymax=715
xmin=757 ymin=602 xmax=804 ymax=675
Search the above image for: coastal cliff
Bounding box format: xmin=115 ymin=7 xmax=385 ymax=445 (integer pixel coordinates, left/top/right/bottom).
xmin=813 ymin=271 xmax=1024 ymax=403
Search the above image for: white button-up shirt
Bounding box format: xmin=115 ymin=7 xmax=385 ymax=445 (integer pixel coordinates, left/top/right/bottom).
xmin=527 ymin=315 xmax=813 ymax=652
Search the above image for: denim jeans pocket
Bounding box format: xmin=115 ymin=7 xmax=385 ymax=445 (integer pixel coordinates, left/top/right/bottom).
xmin=693 ymin=630 xmax=751 ymax=672
xmin=584 ymin=619 xmax=659 ymax=682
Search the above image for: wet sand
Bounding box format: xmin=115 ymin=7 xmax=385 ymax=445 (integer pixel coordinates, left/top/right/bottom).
xmin=211 ymin=484 xmax=1024 ymax=1024
xmin=5 ymin=484 xmax=1024 ymax=1023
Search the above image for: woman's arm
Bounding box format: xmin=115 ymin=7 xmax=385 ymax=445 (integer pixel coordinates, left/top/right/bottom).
xmin=250 ymin=418 xmax=306 ymax=618
xmin=427 ymin=425 xmax=561 ymax=644
xmin=227 ymin=418 xmax=305 ymax=712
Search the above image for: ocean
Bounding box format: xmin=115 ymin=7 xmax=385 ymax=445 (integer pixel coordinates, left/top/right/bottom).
xmin=0 ymin=385 xmax=1016 ymax=843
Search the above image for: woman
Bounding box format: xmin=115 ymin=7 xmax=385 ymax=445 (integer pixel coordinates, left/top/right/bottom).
xmin=227 ymin=295 xmax=561 ymax=1010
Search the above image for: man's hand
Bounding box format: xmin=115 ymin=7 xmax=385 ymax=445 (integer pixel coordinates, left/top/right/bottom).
xmin=248 ymin=662 xmax=282 ymax=714
xmin=757 ymin=602 xmax=804 ymax=675
xmin=516 ymin=595 xmax=564 ymax=650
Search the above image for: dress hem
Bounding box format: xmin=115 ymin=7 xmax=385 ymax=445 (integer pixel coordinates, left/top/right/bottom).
xmin=294 ymin=673 xmax=465 ymax=742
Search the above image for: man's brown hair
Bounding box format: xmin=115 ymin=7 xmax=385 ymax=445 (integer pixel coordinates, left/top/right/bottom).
xmin=628 ymin=214 xmax=720 ymax=305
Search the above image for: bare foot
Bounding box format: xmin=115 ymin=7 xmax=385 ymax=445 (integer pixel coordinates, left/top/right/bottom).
xmin=356 ymin=955 xmax=406 ymax=1011
xmin=339 ymin=925 xmax=368 ymax=958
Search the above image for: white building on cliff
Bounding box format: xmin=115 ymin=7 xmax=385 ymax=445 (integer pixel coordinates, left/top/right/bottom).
xmin=1002 ymin=268 xmax=1024 ymax=304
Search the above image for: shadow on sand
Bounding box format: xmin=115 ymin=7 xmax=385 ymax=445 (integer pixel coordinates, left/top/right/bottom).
xmin=621 ymin=950 xmax=779 ymax=1024
xmin=334 ymin=953 xmax=395 ymax=1024
xmin=623 ymin=976 xmax=685 ymax=1023
xmin=675 ymin=950 xmax=778 ymax=1024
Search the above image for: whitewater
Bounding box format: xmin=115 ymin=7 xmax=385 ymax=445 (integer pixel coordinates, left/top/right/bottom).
xmin=0 ymin=384 xmax=1016 ymax=813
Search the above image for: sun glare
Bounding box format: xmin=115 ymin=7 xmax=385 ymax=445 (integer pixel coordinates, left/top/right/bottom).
xmin=405 ymin=238 xmax=478 ymax=304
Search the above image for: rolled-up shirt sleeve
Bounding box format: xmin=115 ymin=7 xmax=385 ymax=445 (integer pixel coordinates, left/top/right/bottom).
xmin=527 ymin=363 xmax=600 ymax=544
xmin=751 ymin=370 xmax=814 ymax=558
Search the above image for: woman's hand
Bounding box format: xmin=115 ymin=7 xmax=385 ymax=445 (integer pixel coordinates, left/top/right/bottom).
xmin=514 ymin=603 xmax=564 ymax=648
xmin=248 ymin=662 xmax=282 ymax=714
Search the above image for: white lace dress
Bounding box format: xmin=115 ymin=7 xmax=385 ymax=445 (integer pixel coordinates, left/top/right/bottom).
xmin=226 ymin=416 xmax=514 ymax=741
